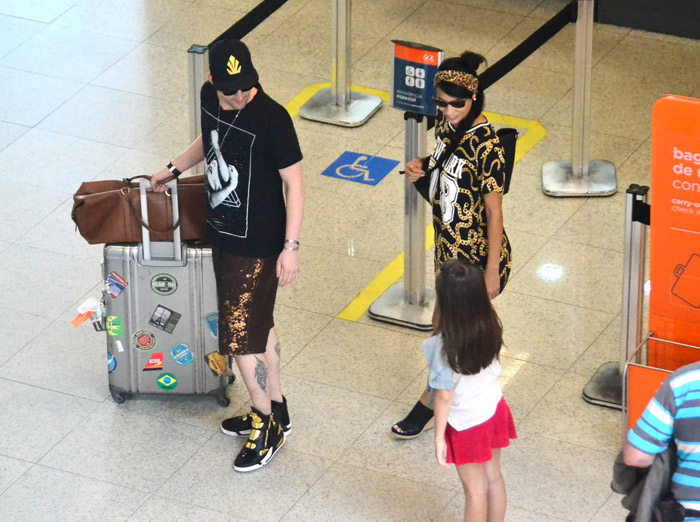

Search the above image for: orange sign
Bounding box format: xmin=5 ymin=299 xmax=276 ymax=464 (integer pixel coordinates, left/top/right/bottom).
xmin=649 ymin=95 xmax=700 ymax=369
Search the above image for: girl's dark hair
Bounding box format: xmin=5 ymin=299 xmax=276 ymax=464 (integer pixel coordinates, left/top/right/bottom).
xmin=435 ymin=260 xmax=502 ymax=375
xmin=435 ymin=50 xmax=487 ymax=132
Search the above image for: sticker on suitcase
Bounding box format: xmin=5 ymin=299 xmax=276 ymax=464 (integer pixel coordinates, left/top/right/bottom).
xmin=105 ymin=272 xmax=127 ymax=298
xmin=151 ymin=274 xmax=178 ymax=296
xmin=171 ymin=344 xmax=194 ymax=366
xmin=157 ymin=373 xmax=178 ymax=391
xmin=106 ymin=316 xmax=123 ymax=336
xmin=107 ymin=352 xmax=117 ymax=374
xmin=132 ymin=330 xmax=156 ymax=351
xmin=143 ymin=352 xmax=164 ymax=371
xmin=148 ymin=305 xmax=181 ymax=334
xmin=204 ymin=312 xmax=218 ymax=338
xmin=205 ymin=352 xmax=226 ymax=376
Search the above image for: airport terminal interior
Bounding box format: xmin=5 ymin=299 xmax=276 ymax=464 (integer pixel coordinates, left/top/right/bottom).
xmin=1 ymin=0 xmax=700 ymax=520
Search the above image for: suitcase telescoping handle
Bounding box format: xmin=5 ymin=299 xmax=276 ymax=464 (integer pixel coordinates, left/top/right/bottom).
xmin=138 ymin=178 xmax=182 ymax=262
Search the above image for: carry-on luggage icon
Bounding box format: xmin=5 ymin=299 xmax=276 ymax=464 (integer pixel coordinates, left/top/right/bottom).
xmin=671 ymin=253 xmax=700 ymax=308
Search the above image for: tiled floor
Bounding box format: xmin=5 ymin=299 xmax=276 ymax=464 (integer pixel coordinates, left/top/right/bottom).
xmin=1 ymin=1 xmax=699 ymax=521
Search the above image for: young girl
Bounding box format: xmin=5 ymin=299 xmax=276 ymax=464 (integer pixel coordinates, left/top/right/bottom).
xmin=426 ymin=260 xmax=516 ymax=522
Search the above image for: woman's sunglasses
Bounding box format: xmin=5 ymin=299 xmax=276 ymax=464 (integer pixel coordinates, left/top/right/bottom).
xmin=432 ymin=97 xmax=468 ymax=109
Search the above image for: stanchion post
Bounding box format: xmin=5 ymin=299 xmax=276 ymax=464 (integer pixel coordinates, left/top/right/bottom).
xmin=582 ymin=184 xmax=649 ymax=409
xmin=541 ymin=0 xmax=617 ymax=196
xmin=368 ymin=112 xmax=434 ymax=329
xmin=299 ymin=0 xmax=382 ymax=127
xmin=188 ymin=44 xmax=208 ymax=176
xmin=620 ymin=185 xmax=649 ymax=367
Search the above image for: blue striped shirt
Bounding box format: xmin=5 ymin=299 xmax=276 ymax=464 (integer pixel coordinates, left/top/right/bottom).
xmin=628 ymin=362 xmax=700 ymax=520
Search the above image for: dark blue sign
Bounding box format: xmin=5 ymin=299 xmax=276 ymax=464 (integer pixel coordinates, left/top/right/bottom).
xmin=321 ymin=152 xmax=400 ymax=186
xmin=391 ymin=40 xmax=443 ymax=116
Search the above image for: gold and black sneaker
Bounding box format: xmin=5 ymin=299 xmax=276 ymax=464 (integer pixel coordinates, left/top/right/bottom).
xmin=221 ymin=397 xmax=292 ymax=437
xmin=232 ymin=408 xmax=285 ymax=473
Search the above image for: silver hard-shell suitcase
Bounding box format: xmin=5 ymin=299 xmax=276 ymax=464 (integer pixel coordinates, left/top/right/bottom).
xmin=102 ymin=178 xmax=232 ymax=406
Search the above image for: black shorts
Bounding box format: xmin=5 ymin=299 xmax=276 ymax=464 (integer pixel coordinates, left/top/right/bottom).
xmin=212 ymin=248 xmax=278 ymax=356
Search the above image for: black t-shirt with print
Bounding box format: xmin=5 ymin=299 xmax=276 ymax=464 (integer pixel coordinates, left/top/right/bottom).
xmin=200 ymin=82 xmax=302 ymax=258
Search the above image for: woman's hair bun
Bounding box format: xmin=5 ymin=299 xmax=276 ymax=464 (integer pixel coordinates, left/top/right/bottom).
xmin=458 ymin=51 xmax=487 ymax=74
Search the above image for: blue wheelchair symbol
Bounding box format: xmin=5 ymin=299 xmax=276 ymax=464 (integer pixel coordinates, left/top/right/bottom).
xmin=322 ymin=151 xmax=399 ymax=186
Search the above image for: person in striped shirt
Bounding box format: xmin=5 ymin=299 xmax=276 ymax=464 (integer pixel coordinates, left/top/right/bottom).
xmin=624 ymin=361 xmax=700 ymax=519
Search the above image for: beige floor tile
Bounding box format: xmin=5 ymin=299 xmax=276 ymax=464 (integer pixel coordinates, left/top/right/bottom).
xmin=339 ymin=401 xmax=459 ymax=491
xmin=0 ymin=0 xmax=77 ymax=23
xmin=530 ymin=0 xmax=580 ymax=20
xmin=134 ymin=101 xmax=192 ymax=160
xmin=273 ymin=376 xmax=390 ymax=460
xmin=506 ymin=239 xmax=624 ymax=314
xmin=0 ymin=465 xmax=147 ymax=522
xmin=499 ymin=356 xmax=564 ymax=423
xmin=281 ymin=462 xmax=452 ymax=522
xmin=0 ymin=379 xmax=97 ymax=462
xmin=92 ymin=148 xmax=172 ymax=182
xmin=0 ymin=182 xmax=67 ymax=244
xmin=0 ymin=455 xmax=31 ymax=495
xmin=273 ymin=304 xmax=333 ymax=366
xmin=505 ymin=226 xmax=549 ymax=276
xmin=55 ymin=0 xmax=190 ymax=41
xmin=39 ymin=85 xmax=176 ymax=148
xmin=616 ymin=139 xmax=652 ymax=190
xmin=436 ymin=494 xmax=571 ymax=522
xmin=1 ymin=24 xmax=137 ymax=83
xmin=504 ymin=433 xmax=617 ymax=521
xmin=391 ymin=1 xmax=522 ymax=57
xmin=0 ymin=121 xmax=27 ymax=152
xmin=284 ymin=319 xmax=426 ymax=399
xmin=274 ymin=247 xmax=387 ymax=316
xmin=0 ymin=308 xmax=51 ymax=368
xmin=158 ymin=433 xmax=330 ymax=521
xmin=556 ymin=192 xmax=628 ymax=252
xmin=128 ymin=495 xmax=247 ymax=522
xmin=40 ymin=402 xmax=213 ymax=491
xmin=0 ymin=244 xmax=102 ymax=319
xmin=0 ymin=14 xmax=44 ymax=59
xmin=518 ymin=371 xmax=623 ymax=455
xmin=0 ymin=67 xmax=83 ymax=127
xmin=303 ymin=196 xmax=403 ymax=262
xmin=146 ymin=3 xmax=247 ymax=50
xmin=0 ymin=128 xmax=127 ymax=194
xmin=589 ymin=491 xmax=631 ymax=522
xmin=570 ymin=314 xmax=622 ymax=377
xmin=93 ymin=42 xmax=190 ymax=104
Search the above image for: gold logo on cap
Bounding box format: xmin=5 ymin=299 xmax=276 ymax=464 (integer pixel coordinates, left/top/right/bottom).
xmin=226 ymin=55 xmax=241 ymax=76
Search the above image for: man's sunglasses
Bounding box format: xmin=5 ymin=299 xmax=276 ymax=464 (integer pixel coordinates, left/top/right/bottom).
xmin=432 ymin=97 xmax=468 ymax=109
xmin=222 ymin=85 xmax=255 ymax=96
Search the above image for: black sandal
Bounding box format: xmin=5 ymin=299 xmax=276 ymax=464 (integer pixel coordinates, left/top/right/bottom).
xmin=391 ymin=401 xmax=434 ymax=440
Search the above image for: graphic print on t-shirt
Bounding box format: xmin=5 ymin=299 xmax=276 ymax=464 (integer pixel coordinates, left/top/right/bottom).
xmin=203 ymin=108 xmax=255 ymax=238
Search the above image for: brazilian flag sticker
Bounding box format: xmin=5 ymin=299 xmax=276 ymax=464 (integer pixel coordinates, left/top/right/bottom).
xmin=157 ymin=372 xmax=178 ymax=391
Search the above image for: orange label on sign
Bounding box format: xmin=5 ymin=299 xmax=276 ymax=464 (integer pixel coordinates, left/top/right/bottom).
xmin=649 ymin=95 xmax=700 ymax=367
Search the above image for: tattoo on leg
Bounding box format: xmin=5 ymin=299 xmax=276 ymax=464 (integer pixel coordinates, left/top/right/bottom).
xmin=254 ymin=356 xmax=267 ymax=392
xmin=274 ymin=341 xmax=281 ymax=359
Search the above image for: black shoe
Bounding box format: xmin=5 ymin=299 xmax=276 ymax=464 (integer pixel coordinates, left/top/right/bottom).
xmin=232 ymin=409 xmax=285 ymax=473
xmin=221 ymin=397 xmax=292 ymax=437
xmin=390 ymin=401 xmax=434 ymax=440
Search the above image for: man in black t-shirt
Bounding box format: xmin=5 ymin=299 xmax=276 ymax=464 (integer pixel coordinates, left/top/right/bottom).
xmin=151 ymin=39 xmax=304 ymax=473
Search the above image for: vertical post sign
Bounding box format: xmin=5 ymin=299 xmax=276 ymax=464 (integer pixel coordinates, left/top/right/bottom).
xmin=648 ymin=95 xmax=700 ymax=369
xmin=391 ymin=41 xmax=442 ymax=116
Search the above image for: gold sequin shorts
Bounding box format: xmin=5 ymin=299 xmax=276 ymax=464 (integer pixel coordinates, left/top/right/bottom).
xmin=212 ymin=249 xmax=278 ymax=356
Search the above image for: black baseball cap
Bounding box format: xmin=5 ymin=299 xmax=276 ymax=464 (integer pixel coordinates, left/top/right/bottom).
xmin=208 ymin=39 xmax=259 ymax=94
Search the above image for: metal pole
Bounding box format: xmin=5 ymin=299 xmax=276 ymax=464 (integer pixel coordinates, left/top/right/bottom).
xmin=541 ymin=0 xmax=617 ymax=196
xmin=299 ymin=0 xmax=382 ymax=127
xmin=620 ymin=185 xmax=649 ymax=368
xmin=188 ymin=45 xmax=208 ymax=176
xmin=403 ymin=115 xmax=427 ymax=304
xmin=331 ymin=0 xmax=351 ymax=107
xmin=368 ymin=113 xmax=434 ymax=330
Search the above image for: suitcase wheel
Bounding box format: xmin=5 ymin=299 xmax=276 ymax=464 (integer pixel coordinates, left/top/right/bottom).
xmin=112 ymin=392 xmax=126 ymax=404
xmin=216 ymin=395 xmax=230 ymax=407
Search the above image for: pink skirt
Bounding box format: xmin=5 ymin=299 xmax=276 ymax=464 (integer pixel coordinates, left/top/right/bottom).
xmin=445 ymin=397 xmax=517 ymax=465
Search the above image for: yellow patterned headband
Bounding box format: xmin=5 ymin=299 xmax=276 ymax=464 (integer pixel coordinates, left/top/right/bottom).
xmin=434 ymin=70 xmax=479 ymax=94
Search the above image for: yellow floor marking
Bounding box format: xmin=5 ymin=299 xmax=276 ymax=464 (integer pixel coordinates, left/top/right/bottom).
xmin=284 ymin=83 xmax=548 ymax=322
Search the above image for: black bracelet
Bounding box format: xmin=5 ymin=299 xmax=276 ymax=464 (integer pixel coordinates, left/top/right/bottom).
xmin=167 ymin=161 xmax=182 ymax=178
